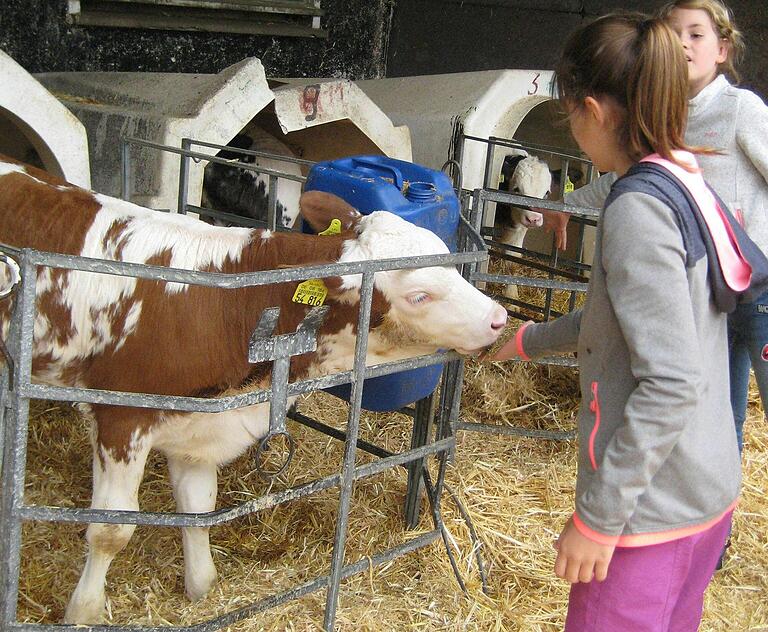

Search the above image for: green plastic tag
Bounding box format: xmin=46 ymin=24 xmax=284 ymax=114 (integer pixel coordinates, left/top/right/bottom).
xmin=318 ymin=219 xmax=342 ymax=236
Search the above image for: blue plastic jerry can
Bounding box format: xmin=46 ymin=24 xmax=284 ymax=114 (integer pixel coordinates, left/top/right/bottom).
xmin=303 ymin=155 xmax=461 ymax=411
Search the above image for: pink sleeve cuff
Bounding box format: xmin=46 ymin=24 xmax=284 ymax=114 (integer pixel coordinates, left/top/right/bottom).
xmin=572 ymin=512 xmax=621 ymax=546
xmin=515 ymin=321 xmax=533 ymax=360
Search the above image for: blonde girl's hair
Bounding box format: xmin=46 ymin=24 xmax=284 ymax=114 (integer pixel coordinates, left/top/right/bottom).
xmin=554 ymin=12 xmax=708 ymax=167
xmin=657 ymin=0 xmax=745 ymax=83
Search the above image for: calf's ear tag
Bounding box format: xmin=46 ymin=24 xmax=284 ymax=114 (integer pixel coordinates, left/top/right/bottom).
xmin=292 ymin=279 xmax=328 ymax=306
xmin=564 ymin=175 xmax=575 ymax=194
xmin=318 ymin=218 xmax=342 ymax=236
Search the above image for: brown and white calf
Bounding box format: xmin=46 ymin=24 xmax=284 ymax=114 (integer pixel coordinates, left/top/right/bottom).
xmin=0 ymin=156 xmax=506 ymax=624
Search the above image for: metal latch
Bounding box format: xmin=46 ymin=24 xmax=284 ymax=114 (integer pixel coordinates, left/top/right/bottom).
xmin=248 ymin=305 xmax=329 ymax=478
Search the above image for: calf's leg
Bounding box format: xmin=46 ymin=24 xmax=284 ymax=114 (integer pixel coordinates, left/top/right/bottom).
xmin=64 ymin=435 xmax=151 ymax=624
xmin=167 ymin=457 xmax=218 ymax=600
xmin=500 ymin=226 xmax=527 ymax=300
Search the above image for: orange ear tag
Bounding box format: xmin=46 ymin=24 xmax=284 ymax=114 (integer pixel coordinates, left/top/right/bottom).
xmin=292 ymin=279 xmax=328 ymax=306
xmin=318 ymin=219 xmax=342 ymax=236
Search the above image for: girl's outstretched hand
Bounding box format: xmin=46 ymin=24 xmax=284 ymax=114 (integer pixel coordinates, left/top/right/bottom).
xmin=541 ymin=208 xmax=570 ymax=251
xmin=478 ymin=321 xmax=532 ymax=362
xmin=554 ymin=517 xmax=615 ymax=583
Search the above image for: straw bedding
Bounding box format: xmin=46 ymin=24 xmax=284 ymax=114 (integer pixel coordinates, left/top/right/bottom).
xmin=13 ymin=266 xmax=768 ymax=630
xmin=15 ymin=371 xmax=767 ymax=631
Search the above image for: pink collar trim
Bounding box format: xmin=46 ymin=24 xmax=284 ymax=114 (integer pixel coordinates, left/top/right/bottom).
xmin=640 ymin=152 xmax=751 ymax=292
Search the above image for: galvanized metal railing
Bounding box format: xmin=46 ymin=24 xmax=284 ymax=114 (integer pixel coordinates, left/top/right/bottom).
xmin=451 ymin=134 xmax=604 ymax=443
xmin=0 ymin=184 xmax=492 ymax=630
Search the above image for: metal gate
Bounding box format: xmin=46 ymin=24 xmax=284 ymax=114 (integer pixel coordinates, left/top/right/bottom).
xmin=454 ymin=133 xmax=602 ymax=442
xmin=0 ymin=139 xmax=491 ymax=630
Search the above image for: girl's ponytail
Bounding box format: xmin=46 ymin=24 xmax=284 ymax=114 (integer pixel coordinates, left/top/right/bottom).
xmin=627 ymin=18 xmax=689 ymax=164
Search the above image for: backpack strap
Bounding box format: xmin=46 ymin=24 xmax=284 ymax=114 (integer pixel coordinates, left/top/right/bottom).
xmin=640 ymin=153 xmax=752 ymax=293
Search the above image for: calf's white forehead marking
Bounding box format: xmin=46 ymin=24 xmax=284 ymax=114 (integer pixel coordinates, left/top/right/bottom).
xmin=338 ymin=211 xmax=449 ymax=290
xmin=511 ymin=156 xmax=551 ymax=198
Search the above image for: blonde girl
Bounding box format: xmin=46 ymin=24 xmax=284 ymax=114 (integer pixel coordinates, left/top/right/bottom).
xmin=659 ymin=0 xmax=768 ymax=461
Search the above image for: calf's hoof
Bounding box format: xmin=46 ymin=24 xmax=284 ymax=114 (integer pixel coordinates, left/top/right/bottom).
xmin=185 ymin=567 xmax=218 ymax=602
xmin=63 ymin=594 xmax=105 ymax=625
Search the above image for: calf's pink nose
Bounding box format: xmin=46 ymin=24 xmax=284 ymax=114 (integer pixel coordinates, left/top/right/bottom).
xmin=490 ymin=305 xmax=508 ymax=330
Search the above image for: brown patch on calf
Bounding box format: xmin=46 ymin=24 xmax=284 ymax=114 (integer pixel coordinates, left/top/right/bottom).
xmin=92 ymin=403 xmax=155 ymax=465
xmin=0 ymin=155 xmax=101 ymax=257
xmin=102 ymin=219 xmax=132 ymax=259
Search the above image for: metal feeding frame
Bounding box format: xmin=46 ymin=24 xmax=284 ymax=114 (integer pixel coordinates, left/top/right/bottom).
xmin=452 ymin=134 xmax=603 ymax=442
xmin=123 ymin=135 xmax=458 ymax=529
xmin=0 ymin=139 xmax=492 ymax=630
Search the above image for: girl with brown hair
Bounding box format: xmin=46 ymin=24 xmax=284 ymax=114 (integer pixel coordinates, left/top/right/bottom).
xmin=488 ymin=12 xmax=750 ymax=630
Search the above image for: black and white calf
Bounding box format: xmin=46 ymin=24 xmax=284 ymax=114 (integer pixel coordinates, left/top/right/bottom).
xmin=202 ymin=124 xmax=303 ymax=228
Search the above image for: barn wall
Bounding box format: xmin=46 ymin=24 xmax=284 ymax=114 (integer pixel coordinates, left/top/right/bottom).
xmin=1 ymin=1 xmax=764 ymax=96
xmin=0 ymin=0 xmax=393 ymax=78
xmin=386 ymin=0 xmax=768 ymax=99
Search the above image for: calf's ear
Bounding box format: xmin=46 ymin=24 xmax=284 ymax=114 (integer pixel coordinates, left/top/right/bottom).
xmin=300 ymin=191 xmax=362 ymax=233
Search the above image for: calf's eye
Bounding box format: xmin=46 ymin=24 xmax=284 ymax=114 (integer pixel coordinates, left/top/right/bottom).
xmin=407 ymin=292 xmax=431 ymax=305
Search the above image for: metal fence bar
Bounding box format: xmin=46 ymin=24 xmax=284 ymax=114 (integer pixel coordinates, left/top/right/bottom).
xmin=22 ymin=348 xmax=461 ymax=413
xmin=1 ymin=255 xmax=36 ymax=625
xmin=120 ymin=141 xmax=132 ymax=201
xmin=185 ymin=137 xmax=316 ymax=170
xmin=16 ymin=244 xmax=484 ymax=286
xmin=323 ymin=270 xmax=375 ymax=629
xmin=7 ymin=530 xmax=441 ymax=632
xmin=454 ymin=421 xmax=576 ymax=442
xmin=122 ymin=136 xmax=307 ymax=184
xmin=0 ymin=245 xmax=466 ymax=629
xmin=456 ymin=153 xmax=586 ymax=442
xmin=20 ymin=436 xmax=456 ymax=527
xmin=177 ymin=138 xmax=192 ymax=214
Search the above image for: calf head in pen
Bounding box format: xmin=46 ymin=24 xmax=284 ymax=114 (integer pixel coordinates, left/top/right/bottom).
xmin=494 ymin=151 xmax=552 ymax=299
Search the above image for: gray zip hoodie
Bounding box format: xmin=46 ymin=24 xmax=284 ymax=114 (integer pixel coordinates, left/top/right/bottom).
xmin=519 ymin=159 xmax=741 ymax=543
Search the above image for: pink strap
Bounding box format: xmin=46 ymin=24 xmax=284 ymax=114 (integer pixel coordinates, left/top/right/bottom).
xmin=640 ymin=153 xmax=751 ymax=292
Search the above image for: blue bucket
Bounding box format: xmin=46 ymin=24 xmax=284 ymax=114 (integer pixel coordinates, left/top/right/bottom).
xmin=304 ymin=155 xmax=460 ymax=411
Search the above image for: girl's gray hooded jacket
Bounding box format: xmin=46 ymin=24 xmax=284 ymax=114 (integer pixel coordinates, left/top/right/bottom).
xmin=518 ymin=160 xmax=741 ymax=543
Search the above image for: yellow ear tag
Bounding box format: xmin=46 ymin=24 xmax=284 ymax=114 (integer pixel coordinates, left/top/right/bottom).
xmin=564 ymin=175 xmax=575 ymax=194
xmin=292 ymin=279 xmax=328 ymax=306
xmin=318 ymin=218 xmax=342 ymax=236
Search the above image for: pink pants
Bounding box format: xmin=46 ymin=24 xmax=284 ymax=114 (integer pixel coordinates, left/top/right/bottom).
xmin=565 ymin=511 xmax=732 ymax=632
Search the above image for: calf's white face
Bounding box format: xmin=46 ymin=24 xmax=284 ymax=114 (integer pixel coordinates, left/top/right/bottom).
xmin=340 ymin=211 xmax=507 ymax=354
xmin=507 ymin=155 xmax=552 ymax=228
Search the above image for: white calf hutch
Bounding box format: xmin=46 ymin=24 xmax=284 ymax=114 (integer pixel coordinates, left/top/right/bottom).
xmin=0 ymin=49 xmax=91 ymax=189
xmin=34 ymin=60 xmax=412 ymax=213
